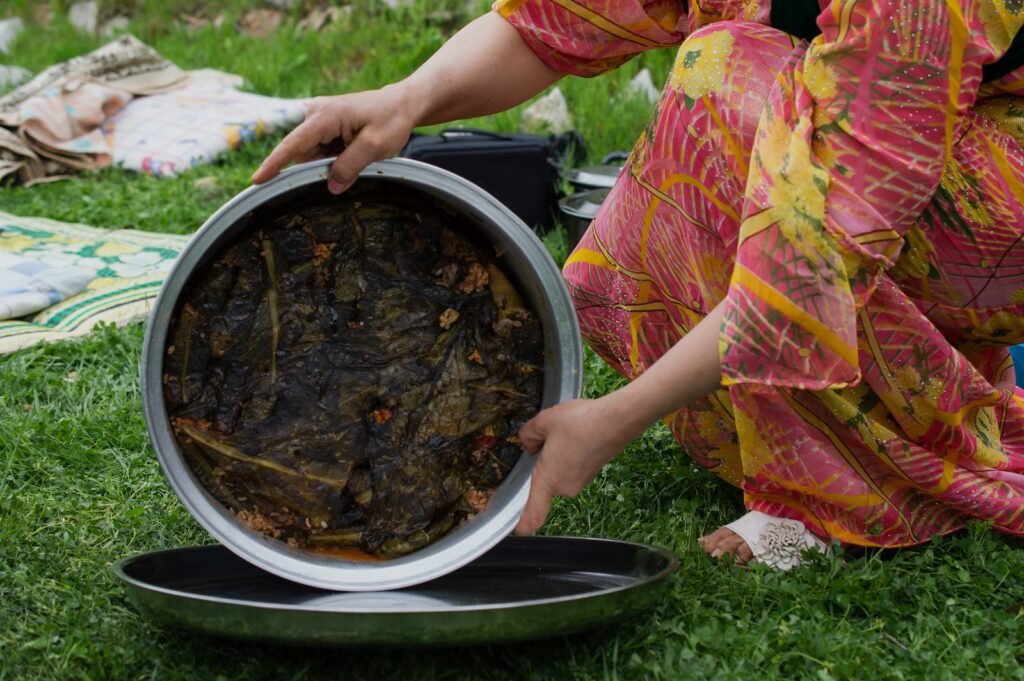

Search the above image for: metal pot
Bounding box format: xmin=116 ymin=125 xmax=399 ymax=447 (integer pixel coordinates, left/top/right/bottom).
xmin=141 ymin=158 xmax=583 ymax=592
xmin=562 ymin=152 xmax=628 ymax=193
xmin=559 ymin=188 xmax=609 ymax=247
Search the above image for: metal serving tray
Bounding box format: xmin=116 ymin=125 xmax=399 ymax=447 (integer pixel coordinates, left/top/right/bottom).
xmin=113 ymin=536 xmax=678 ymax=647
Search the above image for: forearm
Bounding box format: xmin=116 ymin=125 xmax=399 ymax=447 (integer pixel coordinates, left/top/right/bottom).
xmin=393 ymin=12 xmax=562 ymax=127
xmin=598 ymin=301 xmax=725 ymax=441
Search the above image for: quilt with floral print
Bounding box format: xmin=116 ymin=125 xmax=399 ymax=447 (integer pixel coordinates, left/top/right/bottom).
xmin=0 ymin=210 xmax=189 ymax=354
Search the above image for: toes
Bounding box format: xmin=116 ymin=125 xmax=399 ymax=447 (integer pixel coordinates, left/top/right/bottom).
xmin=699 ymin=526 xmax=735 ymax=555
xmin=736 ymin=539 xmax=754 ymax=564
xmin=718 ymin=534 xmax=750 ymax=564
xmin=714 ymin=533 xmax=744 ymax=560
xmin=701 ymin=527 xmax=754 ymax=564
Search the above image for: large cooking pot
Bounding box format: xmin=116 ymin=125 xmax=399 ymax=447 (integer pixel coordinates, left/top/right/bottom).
xmin=141 ymin=158 xmax=583 ymax=591
xmin=559 ymin=188 xmax=609 ymax=247
xmin=561 ymin=152 xmax=628 ymax=193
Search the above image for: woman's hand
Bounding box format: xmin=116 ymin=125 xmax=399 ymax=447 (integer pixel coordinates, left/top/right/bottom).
xmin=515 ymin=396 xmax=634 ymax=535
xmin=514 ymin=301 xmax=727 ymax=535
xmin=252 ymin=13 xmax=561 ymax=192
xmin=252 ymin=85 xmax=417 ymax=193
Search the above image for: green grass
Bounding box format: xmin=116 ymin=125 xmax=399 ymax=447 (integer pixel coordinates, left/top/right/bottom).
xmin=2 ymin=3 xmax=1024 ymax=680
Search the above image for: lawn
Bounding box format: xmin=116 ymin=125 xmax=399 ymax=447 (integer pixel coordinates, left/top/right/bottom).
xmin=2 ymin=2 xmax=1023 ymax=680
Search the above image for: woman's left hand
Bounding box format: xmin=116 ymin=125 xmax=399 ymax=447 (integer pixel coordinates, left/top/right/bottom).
xmin=514 ymin=397 xmax=633 ymax=535
xmin=514 ymin=301 xmax=726 ymax=535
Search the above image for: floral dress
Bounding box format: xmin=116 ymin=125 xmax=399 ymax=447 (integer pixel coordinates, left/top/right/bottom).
xmin=494 ymin=0 xmax=1024 ymax=546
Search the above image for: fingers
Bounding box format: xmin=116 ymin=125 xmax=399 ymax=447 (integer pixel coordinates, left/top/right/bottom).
xmin=252 ymin=90 xmax=413 ymax=192
xmin=256 ymin=121 xmax=399 ymax=195
xmin=513 ymin=411 xmax=551 ymax=535
xmin=325 ymin=132 xmax=383 ymax=194
xmin=252 ymin=95 xmax=352 ymax=184
xmin=517 ymin=412 xmax=547 ymax=454
xmin=292 ymin=137 xmax=347 ymax=167
xmin=252 ymin=119 xmax=328 ymax=184
xmin=514 ymin=474 xmax=553 ymax=536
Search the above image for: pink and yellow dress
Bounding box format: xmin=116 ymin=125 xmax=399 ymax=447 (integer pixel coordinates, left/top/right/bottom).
xmin=494 ymin=0 xmax=1024 ymax=547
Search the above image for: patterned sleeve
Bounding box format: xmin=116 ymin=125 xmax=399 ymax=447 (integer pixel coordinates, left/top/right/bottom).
xmin=491 ymin=0 xmax=689 ymax=76
xmin=720 ymin=1 xmax=1024 ymax=390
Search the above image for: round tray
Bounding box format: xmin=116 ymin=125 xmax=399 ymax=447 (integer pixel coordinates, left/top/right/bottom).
xmin=113 ymin=536 xmax=678 ymax=647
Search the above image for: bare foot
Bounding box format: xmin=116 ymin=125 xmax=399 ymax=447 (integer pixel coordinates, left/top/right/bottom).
xmin=699 ymin=526 xmax=754 ymax=564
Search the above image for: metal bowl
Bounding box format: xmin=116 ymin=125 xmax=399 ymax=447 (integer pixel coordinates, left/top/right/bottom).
xmin=141 ymin=158 xmax=583 ymax=592
xmin=559 ymin=188 xmax=610 ymax=247
xmin=562 ymin=152 xmax=627 ymax=192
xmin=563 ymin=165 xmax=620 ymax=192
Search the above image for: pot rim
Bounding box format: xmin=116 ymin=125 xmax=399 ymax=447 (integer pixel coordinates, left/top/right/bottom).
xmin=563 ymin=165 xmax=621 ymax=189
xmin=559 ymin=188 xmax=610 ymax=219
xmin=141 ymin=158 xmax=582 ymax=591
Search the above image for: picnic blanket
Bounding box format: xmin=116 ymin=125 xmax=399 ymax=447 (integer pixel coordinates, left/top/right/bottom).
xmin=107 ymin=69 xmax=308 ymax=177
xmin=0 ymin=250 xmax=94 ymax=320
xmin=0 ymin=35 xmax=307 ymax=184
xmin=0 ymin=35 xmax=185 ymax=183
xmin=0 ymin=210 xmax=190 ymax=354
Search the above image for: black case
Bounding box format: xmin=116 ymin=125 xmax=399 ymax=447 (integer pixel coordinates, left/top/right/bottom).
xmin=400 ymin=128 xmax=574 ymax=230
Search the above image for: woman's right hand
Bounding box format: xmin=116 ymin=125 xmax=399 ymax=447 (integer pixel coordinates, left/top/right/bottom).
xmin=252 ymin=12 xmax=561 ymax=193
xmin=251 ymin=83 xmax=418 ymax=193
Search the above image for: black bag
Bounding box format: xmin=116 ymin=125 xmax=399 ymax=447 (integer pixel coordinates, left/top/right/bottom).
xmin=400 ymin=128 xmax=584 ymax=230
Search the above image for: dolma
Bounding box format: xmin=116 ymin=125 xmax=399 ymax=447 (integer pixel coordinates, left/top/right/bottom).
xmin=162 ymin=186 xmax=544 ymax=558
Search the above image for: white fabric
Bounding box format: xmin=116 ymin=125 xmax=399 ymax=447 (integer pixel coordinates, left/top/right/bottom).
xmin=0 ymin=65 xmax=31 ymax=90
xmin=0 ymin=18 xmax=24 ymax=54
xmin=724 ymin=511 xmax=829 ymax=570
xmin=0 ymin=250 xmax=94 ymax=320
xmin=107 ymin=70 xmax=308 ymax=177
